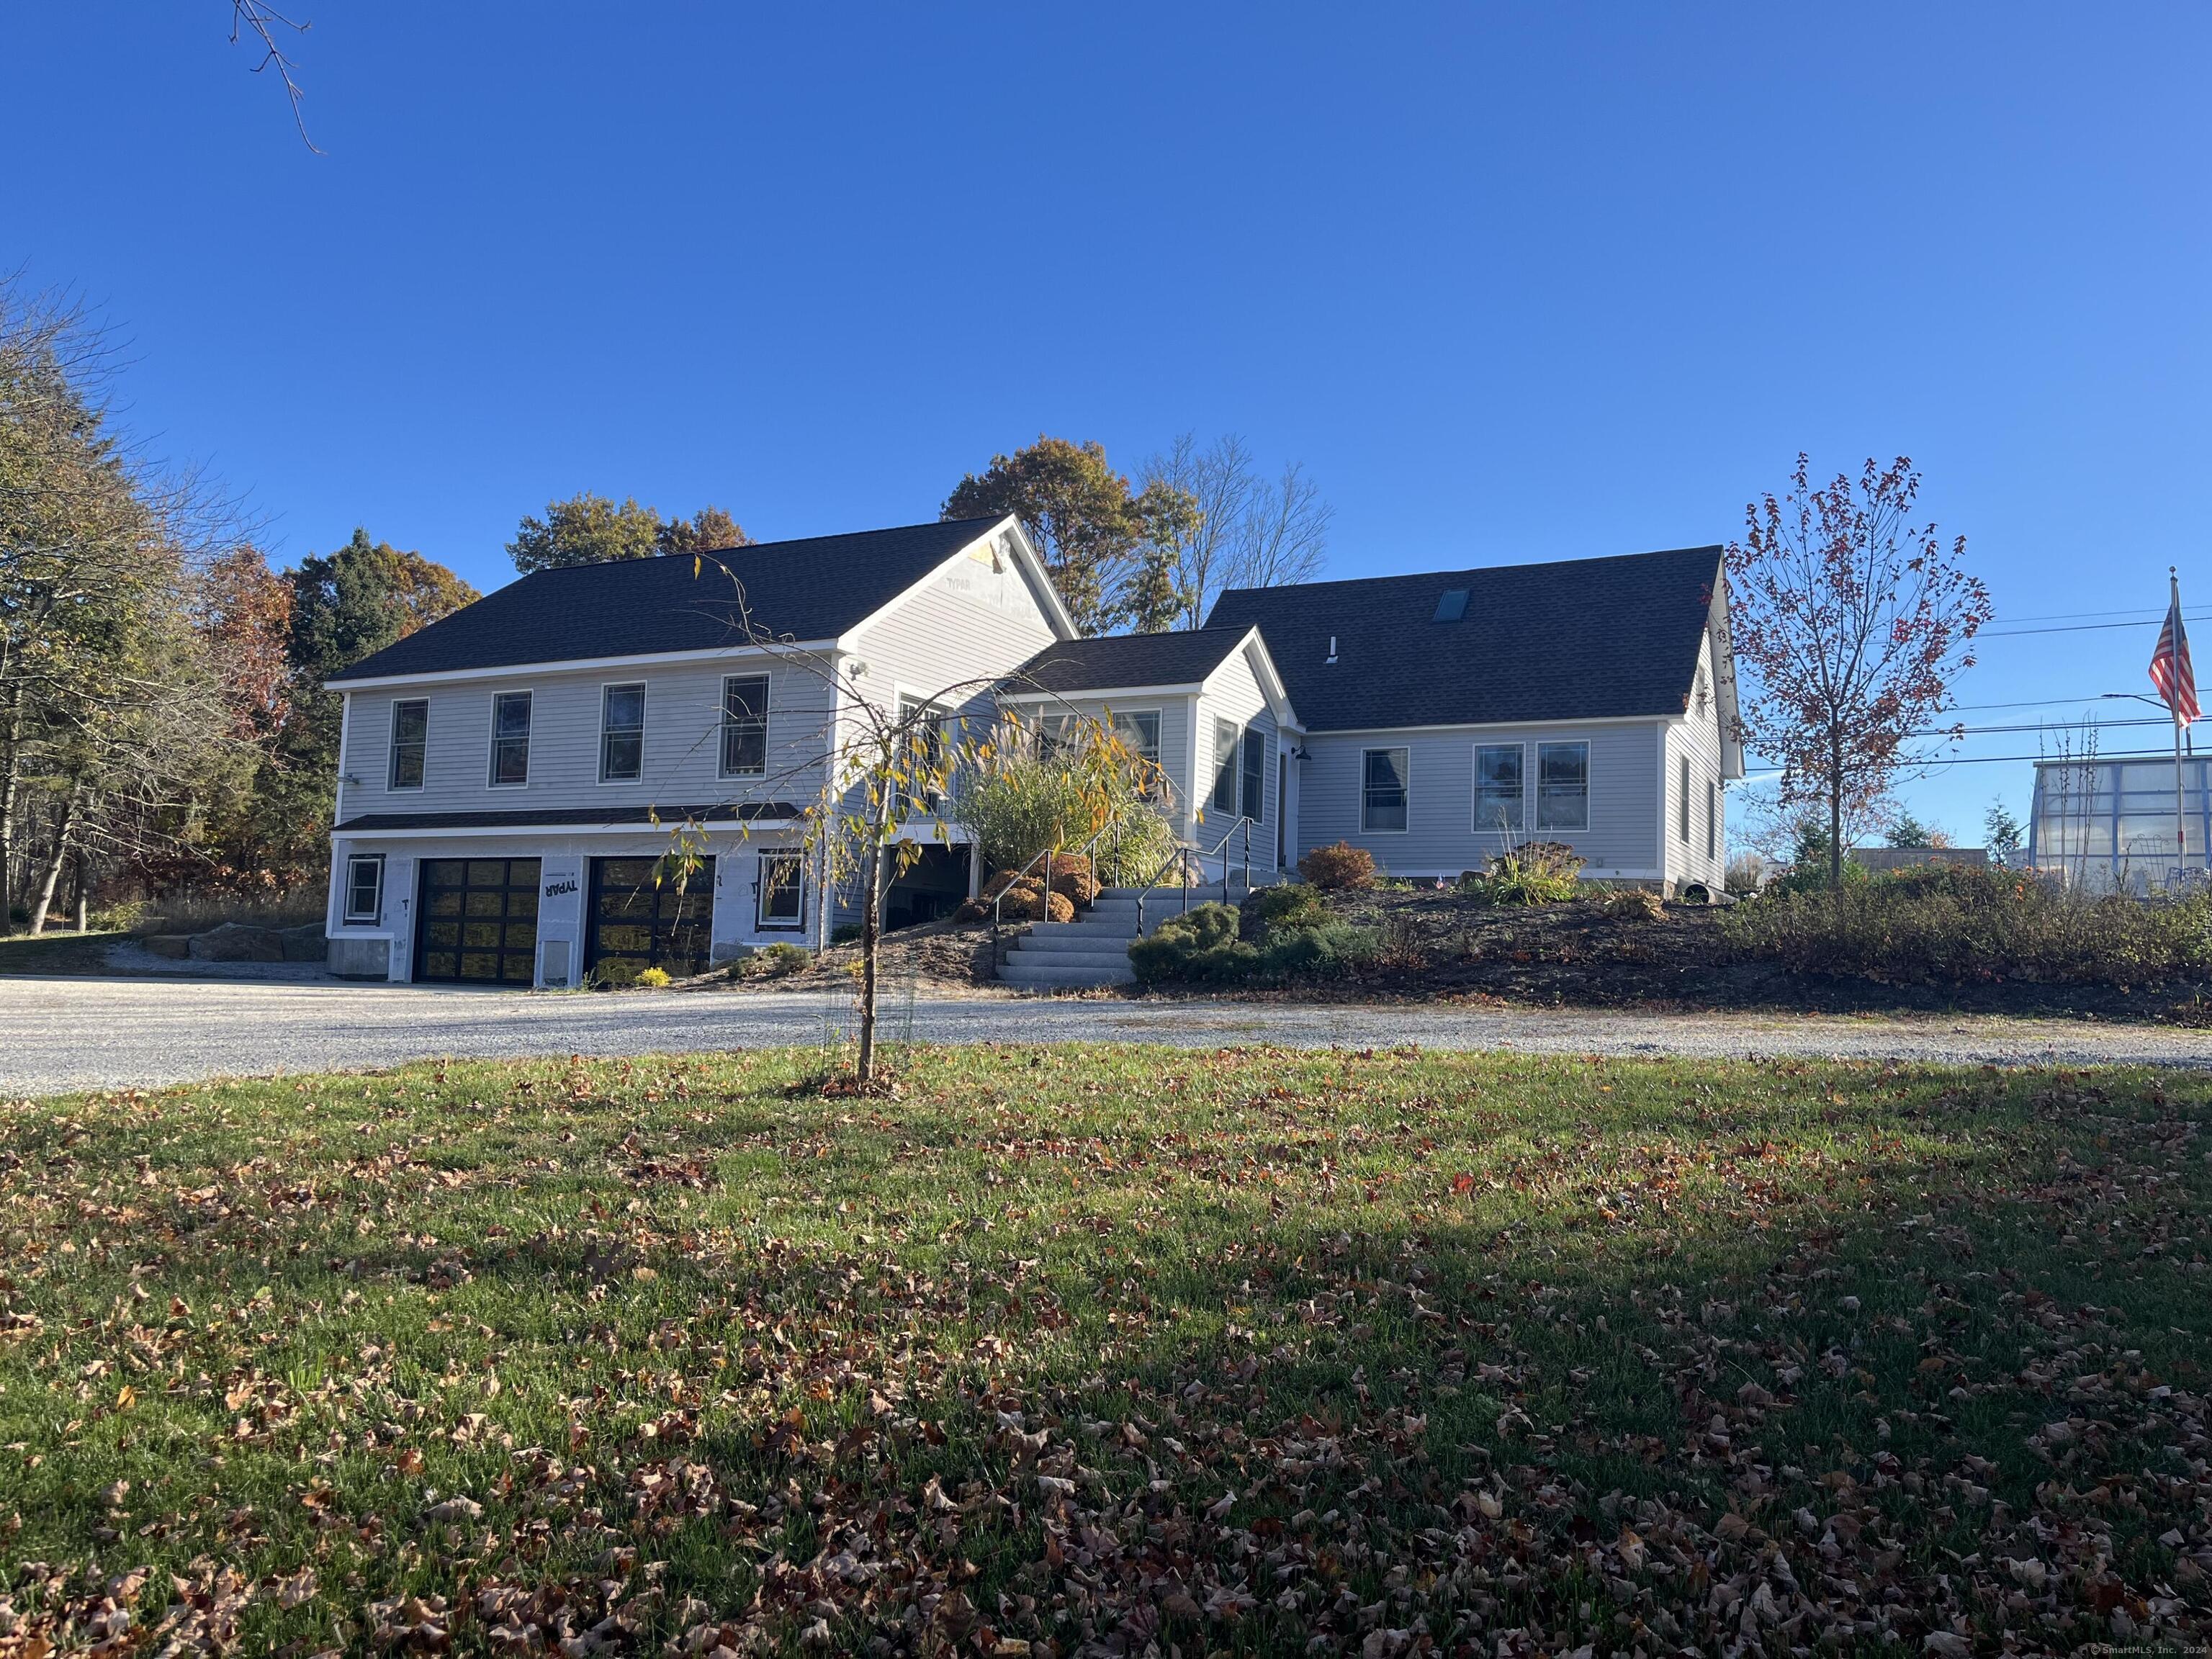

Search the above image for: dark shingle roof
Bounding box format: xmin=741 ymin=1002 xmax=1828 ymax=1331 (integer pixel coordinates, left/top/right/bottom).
xmin=1203 ymin=546 xmax=1721 ymax=732
xmin=332 ymin=803 xmax=798 ymax=833
xmin=328 ymin=518 xmax=1007 ymax=683
xmin=1006 ymin=629 xmax=1252 ymax=696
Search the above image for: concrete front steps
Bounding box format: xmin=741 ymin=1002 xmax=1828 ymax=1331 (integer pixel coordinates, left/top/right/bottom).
xmin=996 ymin=885 xmax=1241 ymax=989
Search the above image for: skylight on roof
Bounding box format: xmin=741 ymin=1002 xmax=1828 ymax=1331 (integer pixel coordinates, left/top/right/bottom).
xmin=1431 ymin=588 xmax=1469 ymax=623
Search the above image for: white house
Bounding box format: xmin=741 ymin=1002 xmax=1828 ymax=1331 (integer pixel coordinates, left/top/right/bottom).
xmin=322 ymin=518 xmax=1739 ymax=985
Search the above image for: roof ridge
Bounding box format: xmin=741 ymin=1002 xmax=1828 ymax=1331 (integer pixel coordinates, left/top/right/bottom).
xmin=1211 ymin=544 xmax=1722 ymax=606
xmin=517 ymin=516 xmax=1004 ymax=578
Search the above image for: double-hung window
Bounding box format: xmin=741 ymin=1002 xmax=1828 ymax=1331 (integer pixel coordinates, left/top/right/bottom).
xmin=1535 ymin=741 xmax=1588 ymax=832
xmin=1210 ymin=718 xmax=1240 ymax=814
xmin=1362 ymin=747 xmax=1409 ymax=832
xmin=1241 ymin=724 xmax=1266 ymax=822
xmin=1473 ymin=743 xmax=1524 ymax=835
xmin=721 ymin=674 xmax=768 ymax=777
xmin=489 ymin=691 xmax=531 ymax=786
xmin=343 ymin=853 xmax=384 ymax=924
xmin=898 ymin=696 xmax=948 ymax=812
xmin=1110 ymin=710 xmax=1159 ymax=764
xmin=388 ymin=698 xmax=428 ymax=791
xmin=1678 ymin=755 xmax=1692 ymax=843
xmin=601 ymin=682 xmax=646 ymax=783
xmin=757 ymin=851 xmax=805 ymax=930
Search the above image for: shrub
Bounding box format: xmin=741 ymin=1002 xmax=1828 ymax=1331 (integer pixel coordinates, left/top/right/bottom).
xmin=1603 ymin=886 xmax=1665 ymax=922
xmin=1722 ymin=863 xmax=2212 ymax=986
xmin=1245 ymin=883 xmax=1329 ymax=932
xmin=1300 ymin=841 xmax=1375 ymax=891
xmin=1129 ymin=903 xmax=1256 ymax=984
xmin=1042 ymin=852 xmax=1100 ymax=908
xmin=635 ymin=966 xmax=672 ymax=989
xmin=1725 ymin=854 xmax=1768 ymax=896
xmin=994 ymin=878 xmax=1073 ymax=923
xmin=1128 ymin=891 xmax=1380 ymax=984
xmin=731 ymin=942 xmax=811 ymax=979
xmin=830 ymin=922 xmax=863 ymax=945
xmin=1460 ymin=841 xmax=1585 ymax=905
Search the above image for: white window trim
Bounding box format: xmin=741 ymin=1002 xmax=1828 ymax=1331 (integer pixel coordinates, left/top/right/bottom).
xmin=1678 ymin=752 xmax=1692 ymax=844
xmin=893 ymin=685 xmax=955 ymax=816
xmin=343 ymin=853 xmax=385 ymax=925
xmin=1534 ymin=739 xmax=1591 ymax=835
xmin=1361 ymin=745 xmax=1411 ymax=835
xmin=487 ymin=690 xmax=533 ymax=788
xmin=598 ymin=679 xmax=648 ymax=786
xmin=1210 ymin=716 xmax=1241 ymax=817
xmin=1470 ymin=740 xmax=1527 ymax=837
xmin=719 ymin=671 xmax=771 ymax=780
xmin=1103 ymin=706 xmax=1164 ymax=766
xmin=755 ymin=849 xmax=807 ymax=932
xmin=387 ymin=697 xmax=428 ymax=793
xmin=1239 ymin=721 xmax=1267 ymax=825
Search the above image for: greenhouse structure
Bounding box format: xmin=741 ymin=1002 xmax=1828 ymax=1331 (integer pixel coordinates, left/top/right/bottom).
xmin=2028 ymin=750 xmax=2212 ymax=892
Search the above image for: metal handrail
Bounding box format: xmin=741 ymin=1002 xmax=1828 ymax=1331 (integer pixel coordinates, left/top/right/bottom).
xmin=989 ymin=814 xmax=1123 ymax=969
xmin=1133 ymin=815 xmax=1255 ymax=935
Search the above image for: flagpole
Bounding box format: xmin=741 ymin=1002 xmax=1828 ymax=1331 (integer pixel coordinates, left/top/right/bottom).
xmin=2174 ymin=567 xmax=2188 ymax=878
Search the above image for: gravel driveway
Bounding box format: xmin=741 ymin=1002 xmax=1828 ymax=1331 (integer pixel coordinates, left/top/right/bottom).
xmin=2 ymin=974 xmax=2208 ymax=1096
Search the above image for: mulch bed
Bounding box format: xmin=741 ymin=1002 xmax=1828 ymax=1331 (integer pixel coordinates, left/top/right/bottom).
xmin=683 ymin=889 xmax=2212 ymax=1025
xmin=1183 ymin=887 xmax=2212 ymax=1025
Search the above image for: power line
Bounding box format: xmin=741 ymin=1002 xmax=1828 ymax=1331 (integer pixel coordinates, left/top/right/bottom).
xmin=1977 ymin=612 xmax=2212 ymax=639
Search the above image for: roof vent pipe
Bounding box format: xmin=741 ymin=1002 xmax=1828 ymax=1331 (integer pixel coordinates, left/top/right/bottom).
xmin=1325 ymin=635 xmax=1338 ymax=664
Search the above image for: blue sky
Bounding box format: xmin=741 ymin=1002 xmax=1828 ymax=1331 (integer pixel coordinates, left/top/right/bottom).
xmin=4 ymin=4 xmax=2207 ymax=840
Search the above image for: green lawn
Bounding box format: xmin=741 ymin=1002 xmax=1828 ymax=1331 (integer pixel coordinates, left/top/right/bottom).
xmin=1 ymin=1046 xmax=2206 ymax=1655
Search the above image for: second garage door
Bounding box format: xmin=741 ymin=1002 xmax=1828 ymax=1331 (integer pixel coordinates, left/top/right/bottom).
xmin=585 ymin=857 xmax=716 ymax=982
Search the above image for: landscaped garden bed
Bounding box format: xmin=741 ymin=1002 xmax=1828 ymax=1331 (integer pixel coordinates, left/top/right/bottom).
xmin=1138 ymin=881 xmax=2212 ymax=1025
xmin=2 ymin=1046 xmax=2207 ymax=1652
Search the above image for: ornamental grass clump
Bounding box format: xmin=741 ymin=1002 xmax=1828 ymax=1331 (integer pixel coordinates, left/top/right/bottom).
xmin=955 ymin=714 xmax=1175 ymax=889
xmin=1458 ymin=841 xmax=1586 ymax=905
xmin=1722 ymin=862 xmax=2212 ymax=985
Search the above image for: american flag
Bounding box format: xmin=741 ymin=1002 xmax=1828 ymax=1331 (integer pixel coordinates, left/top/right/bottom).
xmin=2152 ymin=583 xmax=2200 ymax=726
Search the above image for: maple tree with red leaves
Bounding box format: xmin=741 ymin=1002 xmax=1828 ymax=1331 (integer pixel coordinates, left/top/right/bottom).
xmin=1726 ymin=456 xmax=1992 ymax=890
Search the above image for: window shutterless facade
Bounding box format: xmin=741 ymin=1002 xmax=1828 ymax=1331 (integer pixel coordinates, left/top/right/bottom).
xmin=489 ymin=691 xmax=532 ymax=786
xmin=898 ymin=696 xmax=948 ymax=811
xmin=1211 ymin=718 xmax=1239 ymax=814
xmin=721 ymin=675 xmax=769 ymax=777
xmin=1362 ymin=747 xmax=1409 ymax=832
xmin=343 ymin=853 xmax=384 ymax=924
xmin=1473 ymin=743 xmax=1524 ymax=834
xmin=388 ymin=698 xmax=428 ymax=791
xmin=1110 ymin=709 xmax=1160 ymax=763
xmin=1535 ymin=741 xmax=1588 ymax=832
xmin=600 ymin=682 xmax=646 ymax=783
xmin=1241 ymin=724 xmax=1266 ymax=822
xmin=756 ymin=850 xmax=806 ymax=930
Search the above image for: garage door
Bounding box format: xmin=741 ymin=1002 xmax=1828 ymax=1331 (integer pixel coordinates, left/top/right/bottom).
xmin=585 ymin=857 xmax=716 ymax=982
xmin=414 ymin=858 xmax=541 ymax=984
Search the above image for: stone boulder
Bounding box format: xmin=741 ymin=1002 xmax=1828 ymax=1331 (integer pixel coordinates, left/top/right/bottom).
xmin=188 ymin=922 xmax=285 ymax=963
xmin=141 ymin=934 xmax=192 ymax=959
xmin=279 ymin=922 xmax=328 ymax=962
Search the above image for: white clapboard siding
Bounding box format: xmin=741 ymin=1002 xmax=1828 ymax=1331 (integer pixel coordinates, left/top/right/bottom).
xmin=338 ymin=655 xmax=831 ymax=819
xmin=1295 ymin=720 xmax=1663 ymax=878
xmin=1192 ymin=645 xmax=1281 ymax=868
